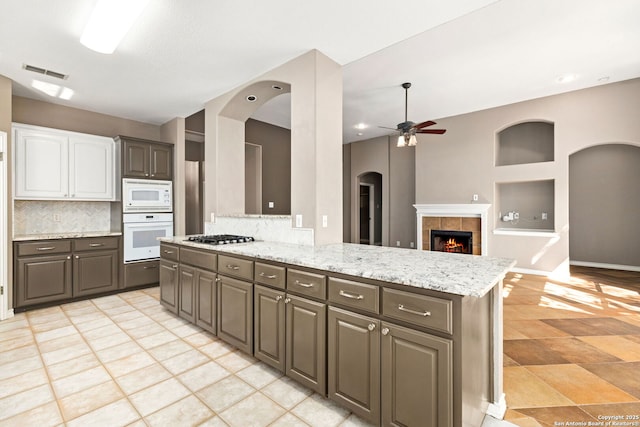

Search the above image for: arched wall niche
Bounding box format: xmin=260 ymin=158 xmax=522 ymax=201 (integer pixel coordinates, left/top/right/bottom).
xmin=496 ymin=120 xmax=554 ymax=166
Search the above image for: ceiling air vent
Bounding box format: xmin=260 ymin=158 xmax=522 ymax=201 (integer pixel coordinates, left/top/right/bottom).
xmin=23 ymin=64 xmax=68 ymax=80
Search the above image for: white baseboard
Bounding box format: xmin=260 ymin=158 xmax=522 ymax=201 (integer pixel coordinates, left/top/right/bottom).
xmin=570 ymin=260 xmax=640 ymax=272
xmin=486 ymin=393 xmax=507 ymax=419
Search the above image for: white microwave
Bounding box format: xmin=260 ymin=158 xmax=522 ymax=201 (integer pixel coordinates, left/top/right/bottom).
xmin=122 ymin=178 xmax=172 ymax=212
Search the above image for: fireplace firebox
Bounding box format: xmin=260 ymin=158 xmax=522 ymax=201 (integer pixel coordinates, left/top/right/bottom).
xmin=430 ymin=230 xmax=473 ymax=254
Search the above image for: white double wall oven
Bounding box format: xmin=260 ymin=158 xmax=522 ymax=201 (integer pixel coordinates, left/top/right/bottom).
xmin=122 ymin=179 xmax=173 ymax=263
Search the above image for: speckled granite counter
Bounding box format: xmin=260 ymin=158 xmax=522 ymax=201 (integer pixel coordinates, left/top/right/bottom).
xmin=160 ymin=237 xmax=516 ymax=297
xmin=13 ymin=231 xmax=122 ymax=241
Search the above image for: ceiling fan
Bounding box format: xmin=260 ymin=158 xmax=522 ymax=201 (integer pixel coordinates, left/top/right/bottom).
xmin=381 ymin=82 xmax=446 ymax=147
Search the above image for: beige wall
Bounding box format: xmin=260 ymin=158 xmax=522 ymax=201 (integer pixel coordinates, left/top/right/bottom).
xmin=12 ymin=96 xmax=162 ymax=140
xmin=204 ymin=50 xmax=343 ymax=245
xmin=245 ymin=119 xmax=291 ymax=215
xmin=415 ymin=78 xmax=640 ymax=273
xmin=569 ymin=144 xmax=640 ymax=267
xmin=342 ymin=144 xmax=351 ymax=242
xmin=347 ymin=136 xmax=416 ymax=249
xmin=1 ymin=76 xmax=13 ymax=309
xmin=160 ymin=118 xmax=185 ymax=235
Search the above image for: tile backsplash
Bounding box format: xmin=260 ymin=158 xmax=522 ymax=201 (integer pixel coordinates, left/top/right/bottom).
xmin=14 ymin=200 xmax=113 ymax=235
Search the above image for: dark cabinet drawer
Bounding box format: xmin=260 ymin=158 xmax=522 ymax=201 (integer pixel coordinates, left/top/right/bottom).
xmin=254 ymin=262 xmax=285 ymax=289
xmin=382 ymin=288 xmax=453 ymax=334
xmin=124 ymin=260 xmax=160 ymax=288
xmin=218 ymin=255 xmax=253 ymax=281
xmin=328 ymin=277 xmax=379 ymax=315
xmin=180 ymin=247 xmax=217 ymax=271
xmin=16 ymin=240 xmax=71 ymax=256
xmin=160 ymin=243 xmax=179 ymax=262
xmin=73 ymin=236 xmax=119 ymax=252
xmin=287 ymin=269 xmax=326 ymax=300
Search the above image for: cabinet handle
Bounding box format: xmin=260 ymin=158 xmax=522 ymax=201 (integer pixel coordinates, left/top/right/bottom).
xmin=145 ymin=173 xmax=149 ymax=177
xmin=163 ymin=250 xmax=174 ymax=254
xmin=66 ymin=256 xmax=71 ymax=260
xmin=259 ymin=272 xmax=277 ymax=279
xmin=75 ymin=255 xmax=79 ymax=259
xmin=284 ymin=297 xmax=291 ymax=304
xmin=381 ymin=327 xmax=389 ymax=336
xmin=226 ymin=264 xmax=240 ymax=271
xmin=367 ymin=323 xmax=376 ymax=332
xmin=145 ymin=265 xmax=160 ymax=269
xmin=36 ymin=246 xmax=56 ymax=251
xmin=294 ymin=280 xmax=314 ymax=288
xmin=89 ymin=243 xmax=104 ymax=247
xmin=275 ymin=295 xmax=283 ymax=302
xmin=398 ymin=304 xmax=431 ymax=317
xmin=215 ymin=277 xmax=221 ymax=283
xmin=339 ymin=290 xmax=364 ymax=300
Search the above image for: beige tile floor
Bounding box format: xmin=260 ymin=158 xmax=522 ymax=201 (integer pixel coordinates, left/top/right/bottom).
xmin=0 ymin=288 xmax=371 ymax=426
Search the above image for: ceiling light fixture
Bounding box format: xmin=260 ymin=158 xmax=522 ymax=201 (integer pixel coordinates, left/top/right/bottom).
xmin=80 ymin=0 xmax=150 ymax=54
xmin=397 ymin=134 xmax=417 ymax=147
xmin=31 ymin=79 xmax=74 ymax=100
xmin=355 ymin=123 xmax=367 ymax=130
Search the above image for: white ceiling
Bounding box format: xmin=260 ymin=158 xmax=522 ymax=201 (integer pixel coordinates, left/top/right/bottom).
xmin=1 ymin=0 xmax=639 ymax=143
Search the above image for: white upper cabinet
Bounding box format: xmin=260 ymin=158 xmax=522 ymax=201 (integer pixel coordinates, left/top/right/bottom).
xmin=13 ymin=124 xmax=115 ymax=201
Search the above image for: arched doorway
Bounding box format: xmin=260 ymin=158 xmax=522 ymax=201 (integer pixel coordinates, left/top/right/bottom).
xmin=569 ymin=143 xmax=640 ymax=270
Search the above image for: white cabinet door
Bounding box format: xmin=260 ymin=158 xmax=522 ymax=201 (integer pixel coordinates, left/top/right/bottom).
xmin=13 ymin=124 xmax=115 ymax=201
xmin=14 ymin=127 xmax=68 ymax=199
xmin=69 ymin=136 xmax=114 ymax=200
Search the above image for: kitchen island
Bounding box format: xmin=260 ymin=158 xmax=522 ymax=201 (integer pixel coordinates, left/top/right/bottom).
xmin=159 ymin=237 xmax=515 ymax=427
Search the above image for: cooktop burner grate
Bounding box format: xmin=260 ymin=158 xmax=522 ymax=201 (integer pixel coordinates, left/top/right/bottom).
xmin=186 ymin=234 xmax=255 ymax=245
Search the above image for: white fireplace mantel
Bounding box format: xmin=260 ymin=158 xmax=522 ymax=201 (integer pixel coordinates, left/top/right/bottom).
xmin=414 ymin=204 xmax=491 ymax=256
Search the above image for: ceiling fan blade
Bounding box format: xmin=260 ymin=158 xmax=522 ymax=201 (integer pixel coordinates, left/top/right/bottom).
xmin=413 ymin=120 xmax=437 ymax=129
xmin=416 ymin=128 xmax=447 ymax=134
xmin=378 ymin=126 xmax=399 ymax=131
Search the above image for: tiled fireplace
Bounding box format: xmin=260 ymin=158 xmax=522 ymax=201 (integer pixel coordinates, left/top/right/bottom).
xmin=414 ymin=204 xmax=491 ymax=256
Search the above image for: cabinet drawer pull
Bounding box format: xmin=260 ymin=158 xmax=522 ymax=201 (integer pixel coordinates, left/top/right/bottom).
xmin=155 ymin=265 xmax=167 ymax=269
xmin=275 ymin=295 xmax=283 ymax=302
xmin=163 ymin=249 xmax=174 ymax=254
xmin=381 ymin=327 xmax=389 ymax=336
xmin=339 ymin=290 xmax=364 ymax=300
xmin=398 ymin=304 xmax=431 ymax=317
xmin=89 ymin=243 xmax=104 ymax=247
xmin=36 ymin=246 xmax=56 ymax=251
xmin=75 ymin=255 xmax=79 ymax=259
xmin=259 ymin=272 xmax=277 ymax=279
xmin=284 ymin=297 xmax=291 ymax=304
xmin=226 ymin=264 xmax=240 ymax=271
xmin=294 ymin=280 xmax=314 ymax=288
xmin=367 ymin=323 xmax=376 ymax=331
xmin=66 ymin=256 xmax=71 ymax=260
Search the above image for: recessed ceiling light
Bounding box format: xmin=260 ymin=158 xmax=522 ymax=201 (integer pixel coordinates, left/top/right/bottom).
xmin=357 ymin=132 xmax=363 ymax=136
xmin=246 ymin=95 xmax=257 ymax=102
xmin=555 ymin=73 xmax=578 ymax=84
xmin=354 ymin=123 xmax=367 ymax=130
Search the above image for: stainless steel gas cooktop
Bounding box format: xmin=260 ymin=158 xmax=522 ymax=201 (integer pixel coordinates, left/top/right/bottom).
xmin=186 ymin=234 xmax=255 ymax=245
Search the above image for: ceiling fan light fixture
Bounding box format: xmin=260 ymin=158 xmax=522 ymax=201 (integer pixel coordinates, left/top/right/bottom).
xmin=408 ymin=134 xmax=417 ymax=146
xmin=80 ymin=0 xmax=150 ymax=54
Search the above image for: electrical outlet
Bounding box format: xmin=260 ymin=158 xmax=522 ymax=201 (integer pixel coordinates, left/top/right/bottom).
xmin=542 ymin=212 xmax=548 ymax=220
xmin=396 ymin=240 xmax=401 ymax=247
xmin=513 ymin=212 xmax=519 ymax=220
xmin=295 ymin=214 xmax=303 ymax=228
xmin=410 ymin=242 xmax=414 ymax=248
xmin=53 ymin=213 xmax=61 ymax=222
xmin=268 ymin=201 xmax=274 ymax=209
xmin=472 ymin=194 xmax=479 ymax=202
xmin=322 ymin=215 xmax=328 ymax=228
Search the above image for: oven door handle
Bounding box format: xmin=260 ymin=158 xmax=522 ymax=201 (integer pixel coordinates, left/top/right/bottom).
xmin=124 ymin=222 xmax=173 ymax=229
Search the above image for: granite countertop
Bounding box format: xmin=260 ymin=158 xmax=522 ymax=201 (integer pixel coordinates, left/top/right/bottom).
xmin=160 ymin=237 xmax=516 ymax=298
xmin=13 ymin=231 xmax=122 ymax=241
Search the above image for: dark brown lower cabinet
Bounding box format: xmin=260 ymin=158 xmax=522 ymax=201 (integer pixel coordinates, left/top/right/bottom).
xmin=254 ymin=285 xmax=286 ymax=371
xmin=195 ymin=269 xmax=217 ymax=334
xmin=381 ymin=322 xmax=453 ymax=427
xmin=286 ymin=294 xmax=326 ymax=395
xmin=328 ymin=307 xmax=380 ymax=424
xmin=159 ymin=259 xmax=179 ymax=314
xmin=217 ymin=275 xmax=253 ymax=354
xmin=178 ymin=266 xmax=196 ymax=322
xmin=15 ymin=254 xmax=73 ymax=307
xmin=73 ymin=250 xmax=119 ymax=297
xmin=124 ymin=260 xmax=160 ymax=289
